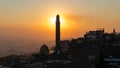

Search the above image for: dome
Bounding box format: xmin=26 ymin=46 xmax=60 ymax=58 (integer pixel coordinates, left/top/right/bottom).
xmin=39 ymin=44 xmax=49 ymax=54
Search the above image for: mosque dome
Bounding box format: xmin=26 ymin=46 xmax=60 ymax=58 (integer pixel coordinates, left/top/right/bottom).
xmin=39 ymin=44 xmax=49 ymax=54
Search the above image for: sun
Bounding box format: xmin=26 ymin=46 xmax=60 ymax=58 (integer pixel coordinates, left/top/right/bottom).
xmin=50 ymin=16 xmax=63 ymax=25
xmin=50 ymin=17 xmax=56 ymax=25
xmin=47 ymin=14 xmax=67 ymax=29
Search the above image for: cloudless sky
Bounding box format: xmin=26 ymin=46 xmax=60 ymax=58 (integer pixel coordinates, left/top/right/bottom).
xmin=0 ymin=0 xmax=120 ymax=41
xmin=0 ymin=0 xmax=120 ymax=23
xmin=0 ymin=0 xmax=120 ymax=56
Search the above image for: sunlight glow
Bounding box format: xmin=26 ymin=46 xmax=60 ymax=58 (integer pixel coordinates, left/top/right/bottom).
xmin=50 ymin=16 xmax=63 ymax=25
xmin=48 ymin=14 xmax=67 ymax=29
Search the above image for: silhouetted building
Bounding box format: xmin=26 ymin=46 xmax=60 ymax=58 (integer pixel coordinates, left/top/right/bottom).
xmin=67 ymin=29 xmax=120 ymax=68
xmin=84 ymin=29 xmax=104 ymax=41
xmin=61 ymin=40 xmax=70 ymax=52
xmin=32 ymin=44 xmax=49 ymax=63
xmin=39 ymin=44 xmax=49 ymax=54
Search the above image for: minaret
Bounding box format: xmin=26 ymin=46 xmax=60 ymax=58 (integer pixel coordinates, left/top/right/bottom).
xmin=55 ymin=14 xmax=61 ymax=52
xmin=113 ymin=28 xmax=116 ymax=34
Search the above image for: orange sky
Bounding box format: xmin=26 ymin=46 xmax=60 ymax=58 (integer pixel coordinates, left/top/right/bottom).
xmin=0 ymin=0 xmax=120 ymax=57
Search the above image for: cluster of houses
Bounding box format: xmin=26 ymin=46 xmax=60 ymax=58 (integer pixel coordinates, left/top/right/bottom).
xmin=0 ymin=29 xmax=120 ymax=68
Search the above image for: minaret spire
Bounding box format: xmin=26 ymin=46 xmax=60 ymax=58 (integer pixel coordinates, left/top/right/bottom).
xmin=55 ymin=14 xmax=61 ymax=52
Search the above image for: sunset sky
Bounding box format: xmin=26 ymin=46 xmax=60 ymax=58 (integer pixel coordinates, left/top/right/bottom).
xmin=0 ymin=0 xmax=120 ymax=56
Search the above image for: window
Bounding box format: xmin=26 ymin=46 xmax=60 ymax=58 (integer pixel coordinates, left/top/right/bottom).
xmin=88 ymin=55 xmax=95 ymax=61
xmin=88 ymin=45 xmax=94 ymax=49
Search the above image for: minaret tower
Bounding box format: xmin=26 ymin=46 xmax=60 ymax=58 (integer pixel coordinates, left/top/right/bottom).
xmin=55 ymin=14 xmax=61 ymax=52
xmin=113 ymin=28 xmax=116 ymax=34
